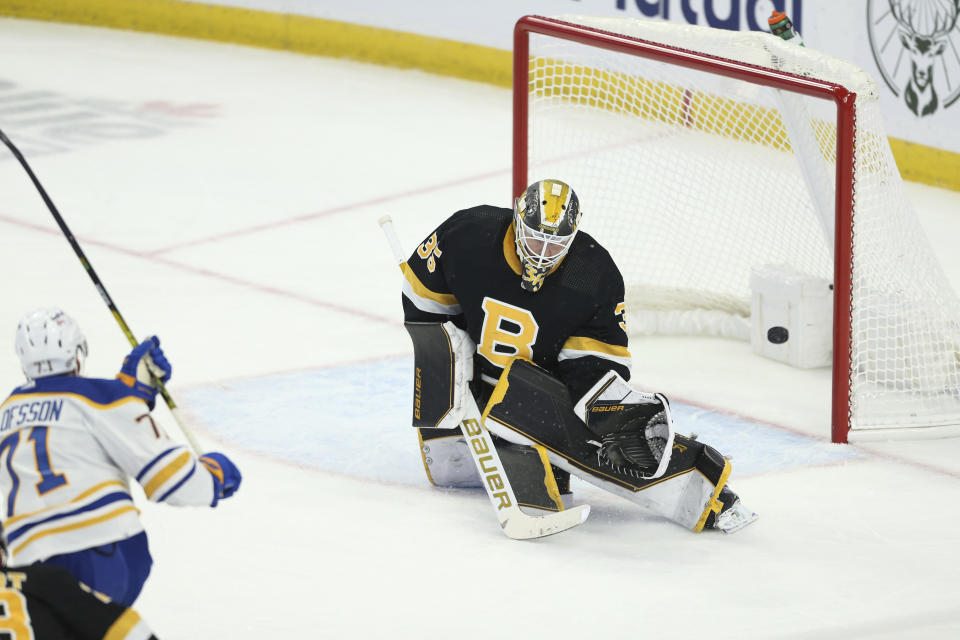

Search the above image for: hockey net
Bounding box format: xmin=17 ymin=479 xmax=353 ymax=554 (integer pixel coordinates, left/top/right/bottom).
xmin=514 ymin=15 xmax=960 ymax=442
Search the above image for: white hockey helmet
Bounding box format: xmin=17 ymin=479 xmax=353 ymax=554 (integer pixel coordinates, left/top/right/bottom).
xmin=513 ymin=179 xmax=581 ymax=292
xmin=15 ymin=308 xmax=88 ymax=379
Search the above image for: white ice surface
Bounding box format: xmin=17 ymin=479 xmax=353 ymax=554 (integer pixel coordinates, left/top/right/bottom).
xmin=1 ymin=18 xmax=960 ymax=639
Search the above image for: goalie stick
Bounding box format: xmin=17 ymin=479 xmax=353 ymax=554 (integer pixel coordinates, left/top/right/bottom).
xmin=0 ymin=127 xmax=201 ymax=455
xmin=378 ymin=215 xmax=590 ymax=539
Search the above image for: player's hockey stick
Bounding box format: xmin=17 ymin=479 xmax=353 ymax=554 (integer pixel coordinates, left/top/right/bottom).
xmin=379 ymin=215 xmax=590 ymax=539
xmin=0 ymin=127 xmax=201 ymax=454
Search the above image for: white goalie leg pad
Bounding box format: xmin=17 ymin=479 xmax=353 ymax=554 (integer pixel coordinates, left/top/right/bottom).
xmin=419 ymin=431 xmax=483 ymax=488
xmin=433 ymin=321 xmax=476 ymax=430
xmin=574 ymin=370 xmax=675 ymax=480
xmin=577 ymin=464 xmax=721 ymax=530
xmin=486 ymin=422 xmax=724 ymax=530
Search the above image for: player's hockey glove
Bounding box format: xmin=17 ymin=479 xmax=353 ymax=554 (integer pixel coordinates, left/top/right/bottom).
xmin=575 ymin=371 xmax=674 ymax=480
xmin=118 ymin=336 xmax=172 ymax=410
xmin=199 ymin=452 xmax=242 ymax=507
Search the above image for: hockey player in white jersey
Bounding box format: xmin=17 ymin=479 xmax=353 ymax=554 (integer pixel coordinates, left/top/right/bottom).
xmin=0 ymin=308 xmax=241 ymax=606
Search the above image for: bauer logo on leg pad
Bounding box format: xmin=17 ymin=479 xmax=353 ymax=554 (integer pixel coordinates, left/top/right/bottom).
xmin=414 ymin=367 xmax=423 ymax=420
xmin=463 ymin=418 xmax=512 ymax=510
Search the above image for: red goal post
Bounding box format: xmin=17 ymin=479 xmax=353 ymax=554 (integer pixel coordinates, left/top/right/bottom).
xmin=512 ymin=15 xmax=960 ymax=443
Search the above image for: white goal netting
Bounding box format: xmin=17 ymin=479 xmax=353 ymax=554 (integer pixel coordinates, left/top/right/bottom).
xmin=520 ymin=15 xmax=960 ymax=439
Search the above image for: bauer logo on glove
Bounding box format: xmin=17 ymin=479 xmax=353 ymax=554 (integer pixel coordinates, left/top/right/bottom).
xmin=575 ymin=371 xmax=675 ymax=481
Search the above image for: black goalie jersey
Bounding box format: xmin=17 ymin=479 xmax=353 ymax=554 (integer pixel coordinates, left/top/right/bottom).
xmin=402 ymin=205 xmax=631 ymax=402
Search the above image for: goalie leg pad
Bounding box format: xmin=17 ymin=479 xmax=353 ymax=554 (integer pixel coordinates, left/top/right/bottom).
xmin=418 ymin=427 xmax=570 ymax=512
xmin=497 ymin=442 xmax=569 ymax=514
xmin=482 ymin=358 xmax=737 ymax=530
xmin=419 ymin=427 xmax=482 ymax=488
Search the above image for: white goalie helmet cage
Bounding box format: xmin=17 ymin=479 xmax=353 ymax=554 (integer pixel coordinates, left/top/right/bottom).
xmin=15 ymin=308 xmax=88 ymax=380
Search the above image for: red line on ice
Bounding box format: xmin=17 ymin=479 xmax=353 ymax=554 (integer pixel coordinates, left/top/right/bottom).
xmin=0 ymin=212 xmax=397 ymax=327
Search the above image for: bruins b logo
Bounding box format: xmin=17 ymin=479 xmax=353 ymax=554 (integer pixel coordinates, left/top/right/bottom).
xmin=478 ymin=298 xmax=539 ymax=369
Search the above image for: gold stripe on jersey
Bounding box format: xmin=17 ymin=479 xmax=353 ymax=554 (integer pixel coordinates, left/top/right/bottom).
xmin=105 ymin=608 xmax=143 ymax=640
xmin=0 ymin=391 xmax=146 ymax=412
xmin=558 ymin=336 xmax=632 ymax=367
xmin=11 ymin=505 xmax=139 ymax=557
xmin=143 ymin=451 xmax=192 ymax=499
xmin=400 ymin=262 xmax=460 ymax=307
xmin=3 ymin=480 xmax=128 ymax=527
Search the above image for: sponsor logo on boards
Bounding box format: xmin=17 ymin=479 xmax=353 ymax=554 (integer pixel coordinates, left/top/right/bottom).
xmin=867 ymin=0 xmax=960 ymax=116
xmin=615 ymin=0 xmax=804 ymax=34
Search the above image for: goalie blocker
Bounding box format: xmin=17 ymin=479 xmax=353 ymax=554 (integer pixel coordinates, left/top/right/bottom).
xmin=483 ymin=359 xmax=758 ymax=533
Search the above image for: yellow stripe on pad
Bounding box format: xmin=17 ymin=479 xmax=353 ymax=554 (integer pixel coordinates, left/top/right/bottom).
xmin=482 ymin=358 xmax=523 ymax=424
xmin=416 ymin=429 xmax=438 ymax=487
xmin=694 ymin=458 xmax=732 ymax=533
xmin=533 ymin=444 xmax=565 ymax=511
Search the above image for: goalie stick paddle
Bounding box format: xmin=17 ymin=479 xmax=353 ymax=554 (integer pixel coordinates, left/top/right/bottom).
xmin=0 ymin=127 xmax=202 ymax=454
xmin=378 ymin=215 xmax=590 ymax=539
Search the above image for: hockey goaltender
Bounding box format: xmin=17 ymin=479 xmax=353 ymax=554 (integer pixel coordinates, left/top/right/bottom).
xmin=395 ymin=179 xmax=757 ymax=536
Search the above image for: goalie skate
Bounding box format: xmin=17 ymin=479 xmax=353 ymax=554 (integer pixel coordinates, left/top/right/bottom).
xmin=714 ymin=500 xmax=759 ymax=534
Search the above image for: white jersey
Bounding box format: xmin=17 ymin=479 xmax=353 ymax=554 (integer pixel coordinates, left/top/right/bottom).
xmin=0 ymin=375 xmax=215 ymax=564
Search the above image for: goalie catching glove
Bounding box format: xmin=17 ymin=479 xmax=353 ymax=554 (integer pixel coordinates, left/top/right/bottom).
xmin=575 ymin=371 xmax=674 ymax=480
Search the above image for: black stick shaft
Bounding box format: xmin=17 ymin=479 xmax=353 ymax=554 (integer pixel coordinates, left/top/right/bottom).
xmin=0 ymin=127 xmax=178 ymax=412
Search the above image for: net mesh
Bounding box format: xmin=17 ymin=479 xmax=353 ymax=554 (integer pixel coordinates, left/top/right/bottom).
xmin=523 ymin=16 xmax=960 ymax=434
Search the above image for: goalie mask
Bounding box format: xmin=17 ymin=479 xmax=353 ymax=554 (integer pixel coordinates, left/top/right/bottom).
xmin=15 ymin=308 xmax=88 ymax=380
xmin=513 ymin=179 xmax=581 ymax=292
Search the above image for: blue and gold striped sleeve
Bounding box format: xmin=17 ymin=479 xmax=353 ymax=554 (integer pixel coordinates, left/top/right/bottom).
xmin=134 ymin=446 xmax=210 ymax=506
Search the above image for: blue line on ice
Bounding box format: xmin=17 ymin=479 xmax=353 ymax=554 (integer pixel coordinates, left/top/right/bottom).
xmin=182 ymin=356 xmax=862 ymax=484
